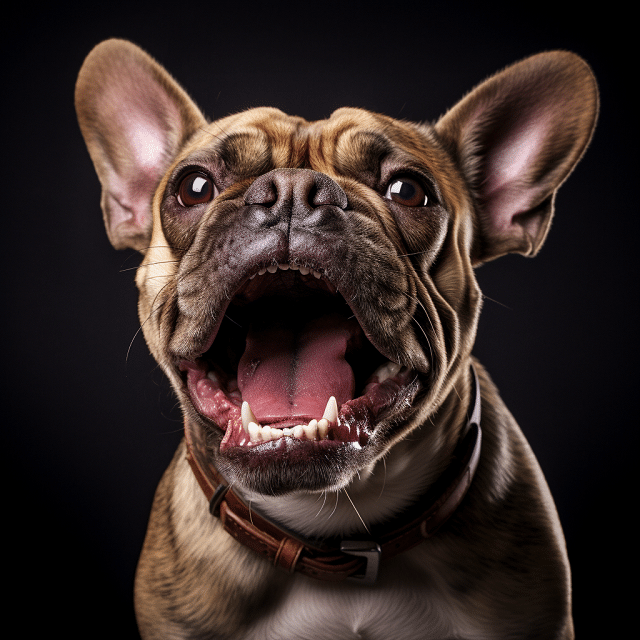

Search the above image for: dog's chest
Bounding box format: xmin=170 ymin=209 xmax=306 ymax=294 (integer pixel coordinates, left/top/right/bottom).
xmin=244 ymin=555 xmax=459 ymax=640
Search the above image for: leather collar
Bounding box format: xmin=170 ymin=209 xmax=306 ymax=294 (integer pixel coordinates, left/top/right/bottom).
xmin=184 ymin=365 xmax=482 ymax=584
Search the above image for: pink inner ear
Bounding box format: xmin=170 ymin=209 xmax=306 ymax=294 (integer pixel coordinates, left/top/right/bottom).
xmin=96 ymin=78 xmax=184 ymax=248
xmin=480 ymin=108 xmax=553 ymax=233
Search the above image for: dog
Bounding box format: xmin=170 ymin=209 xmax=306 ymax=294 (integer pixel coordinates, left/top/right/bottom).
xmin=76 ymin=39 xmax=598 ymax=639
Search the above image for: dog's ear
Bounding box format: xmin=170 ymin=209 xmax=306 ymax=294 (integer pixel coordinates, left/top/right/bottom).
xmin=75 ymin=39 xmax=206 ymax=251
xmin=435 ymin=51 xmax=598 ymax=264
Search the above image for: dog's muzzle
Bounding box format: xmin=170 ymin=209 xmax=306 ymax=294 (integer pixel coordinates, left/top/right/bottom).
xmin=178 ymin=169 xmax=417 ymax=455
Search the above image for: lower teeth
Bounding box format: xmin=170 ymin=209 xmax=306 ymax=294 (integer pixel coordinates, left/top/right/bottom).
xmin=246 ymin=417 xmax=331 ymax=444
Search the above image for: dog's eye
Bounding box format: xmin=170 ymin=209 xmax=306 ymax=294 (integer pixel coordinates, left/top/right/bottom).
xmin=385 ymin=176 xmax=428 ymax=207
xmin=177 ymin=172 xmax=217 ymax=206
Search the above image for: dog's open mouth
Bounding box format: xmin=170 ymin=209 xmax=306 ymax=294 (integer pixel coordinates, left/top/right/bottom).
xmin=179 ymin=263 xmax=413 ymax=453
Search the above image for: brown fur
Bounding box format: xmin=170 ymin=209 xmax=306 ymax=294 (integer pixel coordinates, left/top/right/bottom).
xmin=76 ymin=39 xmax=597 ymax=639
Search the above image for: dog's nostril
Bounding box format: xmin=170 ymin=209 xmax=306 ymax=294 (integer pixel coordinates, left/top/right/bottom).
xmin=309 ymin=175 xmax=348 ymax=210
xmin=244 ymin=168 xmax=347 ymax=211
xmin=244 ymin=179 xmax=279 ymax=207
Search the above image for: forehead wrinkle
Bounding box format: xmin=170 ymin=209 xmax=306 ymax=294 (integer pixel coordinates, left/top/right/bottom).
xmin=252 ymin=113 xmax=309 ymax=169
xmin=334 ymin=129 xmax=391 ymax=179
xmin=218 ymin=130 xmax=271 ymax=175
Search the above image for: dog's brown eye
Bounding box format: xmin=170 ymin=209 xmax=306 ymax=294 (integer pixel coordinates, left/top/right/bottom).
xmin=177 ymin=172 xmax=216 ymax=206
xmin=385 ymin=177 xmax=428 ymax=207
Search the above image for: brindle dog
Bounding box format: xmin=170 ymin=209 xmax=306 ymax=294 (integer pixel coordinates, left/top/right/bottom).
xmin=76 ymin=40 xmax=597 ymax=639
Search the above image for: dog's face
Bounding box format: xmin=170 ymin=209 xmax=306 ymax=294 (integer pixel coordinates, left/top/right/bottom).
xmin=149 ymin=106 xmax=475 ymax=495
xmin=76 ymin=40 xmax=597 ymax=495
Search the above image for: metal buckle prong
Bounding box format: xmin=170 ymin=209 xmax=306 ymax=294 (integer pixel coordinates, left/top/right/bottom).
xmin=340 ymin=540 xmax=381 ymax=585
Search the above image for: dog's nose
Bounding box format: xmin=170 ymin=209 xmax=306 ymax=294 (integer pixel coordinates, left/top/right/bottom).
xmin=243 ymin=168 xmax=347 ymax=228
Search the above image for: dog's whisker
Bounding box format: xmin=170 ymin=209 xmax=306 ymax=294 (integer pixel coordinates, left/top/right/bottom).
xmin=326 ymin=492 xmax=340 ymax=520
xmin=223 ymin=314 xmax=243 ymax=328
xmin=378 ymin=457 xmax=388 ymax=500
xmin=120 ymin=260 xmax=181 ymax=273
xmin=126 ymin=280 xmax=173 ymax=363
xmin=481 ymin=293 xmax=512 ymax=310
xmin=397 ymin=249 xmax=431 ymax=258
xmin=343 ymin=489 xmax=371 ymax=536
xmin=314 ymin=492 xmax=329 ymax=519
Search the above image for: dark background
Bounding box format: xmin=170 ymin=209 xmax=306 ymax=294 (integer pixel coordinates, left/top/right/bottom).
xmin=5 ymin=2 xmax=634 ymax=637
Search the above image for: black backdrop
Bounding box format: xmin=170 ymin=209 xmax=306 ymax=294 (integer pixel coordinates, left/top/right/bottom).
xmin=5 ymin=3 xmax=634 ymax=637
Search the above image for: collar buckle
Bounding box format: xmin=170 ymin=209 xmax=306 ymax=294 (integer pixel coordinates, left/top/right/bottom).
xmin=340 ymin=540 xmax=382 ymax=584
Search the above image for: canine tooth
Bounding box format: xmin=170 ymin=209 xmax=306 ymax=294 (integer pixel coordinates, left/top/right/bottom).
xmin=322 ymin=396 xmax=338 ymax=424
xmin=206 ymin=370 xmax=220 ymax=384
xmin=248 ymin=422 xmax=261 ymax=442
xmin=241 ymin=401 xmax=258 ymax=434
xmin=313 ymin=270 xmax=322 ymax=279
xmin=258 ymin=267 xmax=267 ymax=275
xmin=318 ymin=418 xmax=329 ymax=439
xmin=267 ymin=264 xmax=278 ymax=273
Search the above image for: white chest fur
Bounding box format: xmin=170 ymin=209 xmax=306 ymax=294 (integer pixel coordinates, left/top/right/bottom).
xmin=245 ymin=557 xmax=454 ymax=640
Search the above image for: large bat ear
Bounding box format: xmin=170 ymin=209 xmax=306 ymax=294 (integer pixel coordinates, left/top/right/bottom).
xmin=435 ymin=51 xmax=598 ymax=264
xmin=75 ymin=39 xmax=207 ymax=251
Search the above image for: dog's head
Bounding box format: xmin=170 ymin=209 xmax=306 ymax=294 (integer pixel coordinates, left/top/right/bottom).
xmin=76 ymin=40 xmax=597 ymax=495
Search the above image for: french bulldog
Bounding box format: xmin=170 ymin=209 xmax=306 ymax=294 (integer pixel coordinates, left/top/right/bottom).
xmin=76 ymin=39 xmax=598 ymax=639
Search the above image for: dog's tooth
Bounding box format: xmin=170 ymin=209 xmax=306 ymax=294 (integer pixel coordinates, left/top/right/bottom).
xmin=293 ymin=425 xmax=305 ymax=439
xmin=248 ymin=422 xmax=261 ymax=443
xmin=206 ymin=370 xmax=220 ymax=384
xmin=322 ymin=396 xmax=339 ymax=424
xmin=374 ymin=361 xmax=402 ymax=383
xmin=318 ymin=418 xmax=329 ymax=439
xmin=303 ymin=422 xmax=318 ymax=440
xmin=258 ymin=267 xmax=267 ymax=275
xmin=313 ymin=270 xmax=322 ymax=279
xmin=241 ymin=401 xmax=259 ymax=434
xmin=278 ymin=263 xmax=290 ymax=271
xmin=266 ymin=264 xmax=278 ymax=273
xmin=299 ymin=266 xmax=310 ymax=275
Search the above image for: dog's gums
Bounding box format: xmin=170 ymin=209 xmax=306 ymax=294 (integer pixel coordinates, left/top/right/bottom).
xmin=179 ymin=262 xmax=414 ymax=452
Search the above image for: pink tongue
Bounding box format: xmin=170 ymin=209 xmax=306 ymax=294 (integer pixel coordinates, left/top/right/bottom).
xmin=238 ymin=311 xmax=357 ymax=423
